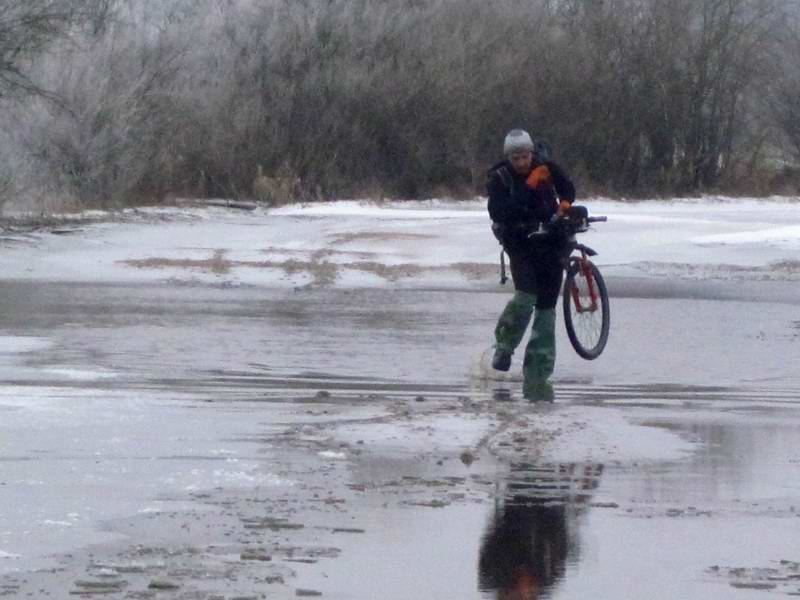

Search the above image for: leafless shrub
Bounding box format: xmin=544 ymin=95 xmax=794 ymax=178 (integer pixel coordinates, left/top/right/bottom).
xmin=252 ymin=164 xmax=302 ymax=206
xmin=0 ymin=0 xmax=115 ymax=101
xmin=1 ymin=0 xmax=799 ymax=211
xmin=0 ymin=171 xmax=11 ymax=212
xmin=770 ymin=13 xmax=800 ymax=166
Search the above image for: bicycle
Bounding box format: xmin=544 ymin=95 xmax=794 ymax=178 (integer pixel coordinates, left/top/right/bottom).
xmin=552 ymin=207 xmax=610 ymax=359
xmin=499 ymin=206 xmax=610 ymax=360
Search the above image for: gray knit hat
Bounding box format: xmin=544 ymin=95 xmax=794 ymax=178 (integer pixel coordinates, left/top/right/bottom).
xmin=503 ymin=129 xmax=534 ymax=155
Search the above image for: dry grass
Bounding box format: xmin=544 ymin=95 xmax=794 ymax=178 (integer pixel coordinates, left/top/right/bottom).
xmin=772 ymin=260 xmax=800 ymax=273
xmin=329 ymin=232 xmax=435 ymax=245
xmin=125 ymin=249 xmax=232 ymax=275
xmin=124 ymin=251 xmax=339 ymax=285
xmin=252 ymin=164 xmax=301 ymax=207
xmin=122 ymin=249 xmax=497 ymax=286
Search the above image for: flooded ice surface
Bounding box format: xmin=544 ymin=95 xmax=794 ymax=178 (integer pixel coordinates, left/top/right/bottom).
xmin=3 ymin=199 xmax=800 ymax=289
xmin=0 ymin=279 xmax=799 ymax=599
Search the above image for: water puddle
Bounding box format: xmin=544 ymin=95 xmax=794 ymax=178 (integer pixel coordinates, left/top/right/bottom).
xmin=1 ymin=281 xmax=799 ymax=598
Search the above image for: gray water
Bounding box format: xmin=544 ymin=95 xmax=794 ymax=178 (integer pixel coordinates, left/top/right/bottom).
xmin=0 ymin=278 xmax=799 ymax=599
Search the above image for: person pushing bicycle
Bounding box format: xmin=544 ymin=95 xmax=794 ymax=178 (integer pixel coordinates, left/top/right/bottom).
xmin=487 ymin=129 xmax=576 ymax=399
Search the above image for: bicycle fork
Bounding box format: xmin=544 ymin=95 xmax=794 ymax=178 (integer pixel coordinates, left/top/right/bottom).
xmin=570 ymin=254 xmax=599 ymax=313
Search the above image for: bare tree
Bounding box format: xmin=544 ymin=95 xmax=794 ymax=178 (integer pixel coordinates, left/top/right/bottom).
xmin=770 ymin=10 xmax=800 ymax=162
xmin=676 ymin=0 xmax=782 ymax=189
xmin=0 ymin=0 xmax=114 ymax=100
xmin=2 ymin=0 xmax=799 ymax=212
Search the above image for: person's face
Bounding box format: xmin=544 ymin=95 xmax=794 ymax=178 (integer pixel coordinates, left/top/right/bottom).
xmin=498 ymin=572 xmax=539 ymax=600
xmin=509 ymin=151 xmax=533 ymax=175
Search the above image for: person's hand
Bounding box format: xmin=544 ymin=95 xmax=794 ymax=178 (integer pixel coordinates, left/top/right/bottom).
xmin=556 ymin=199 xmax=572 ymax=217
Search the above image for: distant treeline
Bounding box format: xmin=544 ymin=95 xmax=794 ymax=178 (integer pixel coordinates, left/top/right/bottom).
xmin=2 ymin=0 xmax=800 ymax=211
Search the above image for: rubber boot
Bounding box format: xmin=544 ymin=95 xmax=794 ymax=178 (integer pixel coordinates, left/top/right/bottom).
xmin=523 ymin=379 xmax=554 ymax=402
xmin=493 ymin=291 xmax=536 ymax=371
xmin=522 ymin=307 xmax=557 ymax=385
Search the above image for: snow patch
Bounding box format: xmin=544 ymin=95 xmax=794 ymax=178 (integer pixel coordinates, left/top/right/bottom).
xmin=535 ymin=406 xmax=697 ymax=463
xmin=318 ymin=450 xmax=348 ymax=460
xmin=0 ymin=336 xmax=52 ymax=354
xmin=691 ymin=225 xmax=800 ymax=247
xmin=44 ymin=368 xmax=117 ymax=381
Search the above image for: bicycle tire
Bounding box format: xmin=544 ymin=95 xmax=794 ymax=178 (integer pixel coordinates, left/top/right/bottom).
xmin=563 ymin=260 xmax=610 ymax=360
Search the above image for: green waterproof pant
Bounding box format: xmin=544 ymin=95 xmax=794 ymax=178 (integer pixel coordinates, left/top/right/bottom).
xmin=494 ymin=291 xmax=557 ymax=383
xmin=494 ymin=291 xmax=536 ymax=354
xmin=523 ymin=308 xmax=556 ymax=382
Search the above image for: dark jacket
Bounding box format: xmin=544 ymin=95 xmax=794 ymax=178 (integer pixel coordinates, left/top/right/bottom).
xmin=487 ymin=159 xmax=575 ymax=251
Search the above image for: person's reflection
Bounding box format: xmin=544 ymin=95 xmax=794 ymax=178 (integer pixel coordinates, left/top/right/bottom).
xmin=479 ymin=463 xmax=603 ymax=599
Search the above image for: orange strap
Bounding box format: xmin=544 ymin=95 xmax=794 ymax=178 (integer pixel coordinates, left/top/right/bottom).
xmin=526 ymin=165 xmax=552 ymax=190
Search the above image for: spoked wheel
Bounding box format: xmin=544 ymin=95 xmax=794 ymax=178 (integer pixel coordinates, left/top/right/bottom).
xmin=563 ymin=259 xmax=610 ymax=359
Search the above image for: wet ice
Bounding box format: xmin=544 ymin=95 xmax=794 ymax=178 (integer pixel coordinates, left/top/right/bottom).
xmin=1 ymin=201 xmax=799 ymax=598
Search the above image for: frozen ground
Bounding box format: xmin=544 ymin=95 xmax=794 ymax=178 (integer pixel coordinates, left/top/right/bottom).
xmin=0 ymin=198 xmax=799 ymax=599
xmin=1 ymin=197 xmax=799 ymax=288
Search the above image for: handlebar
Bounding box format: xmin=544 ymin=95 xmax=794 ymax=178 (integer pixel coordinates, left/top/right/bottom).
xmin=526 ymin=212 xmax=606 ymax=238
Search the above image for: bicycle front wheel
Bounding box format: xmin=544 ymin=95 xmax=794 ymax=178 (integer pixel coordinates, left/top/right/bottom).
xmin=563 ymin=260 xmax=610 ymax=360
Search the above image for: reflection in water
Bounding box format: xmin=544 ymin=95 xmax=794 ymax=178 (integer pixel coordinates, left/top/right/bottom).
xmin=479 ymin=463 xmax=604 ymax=600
